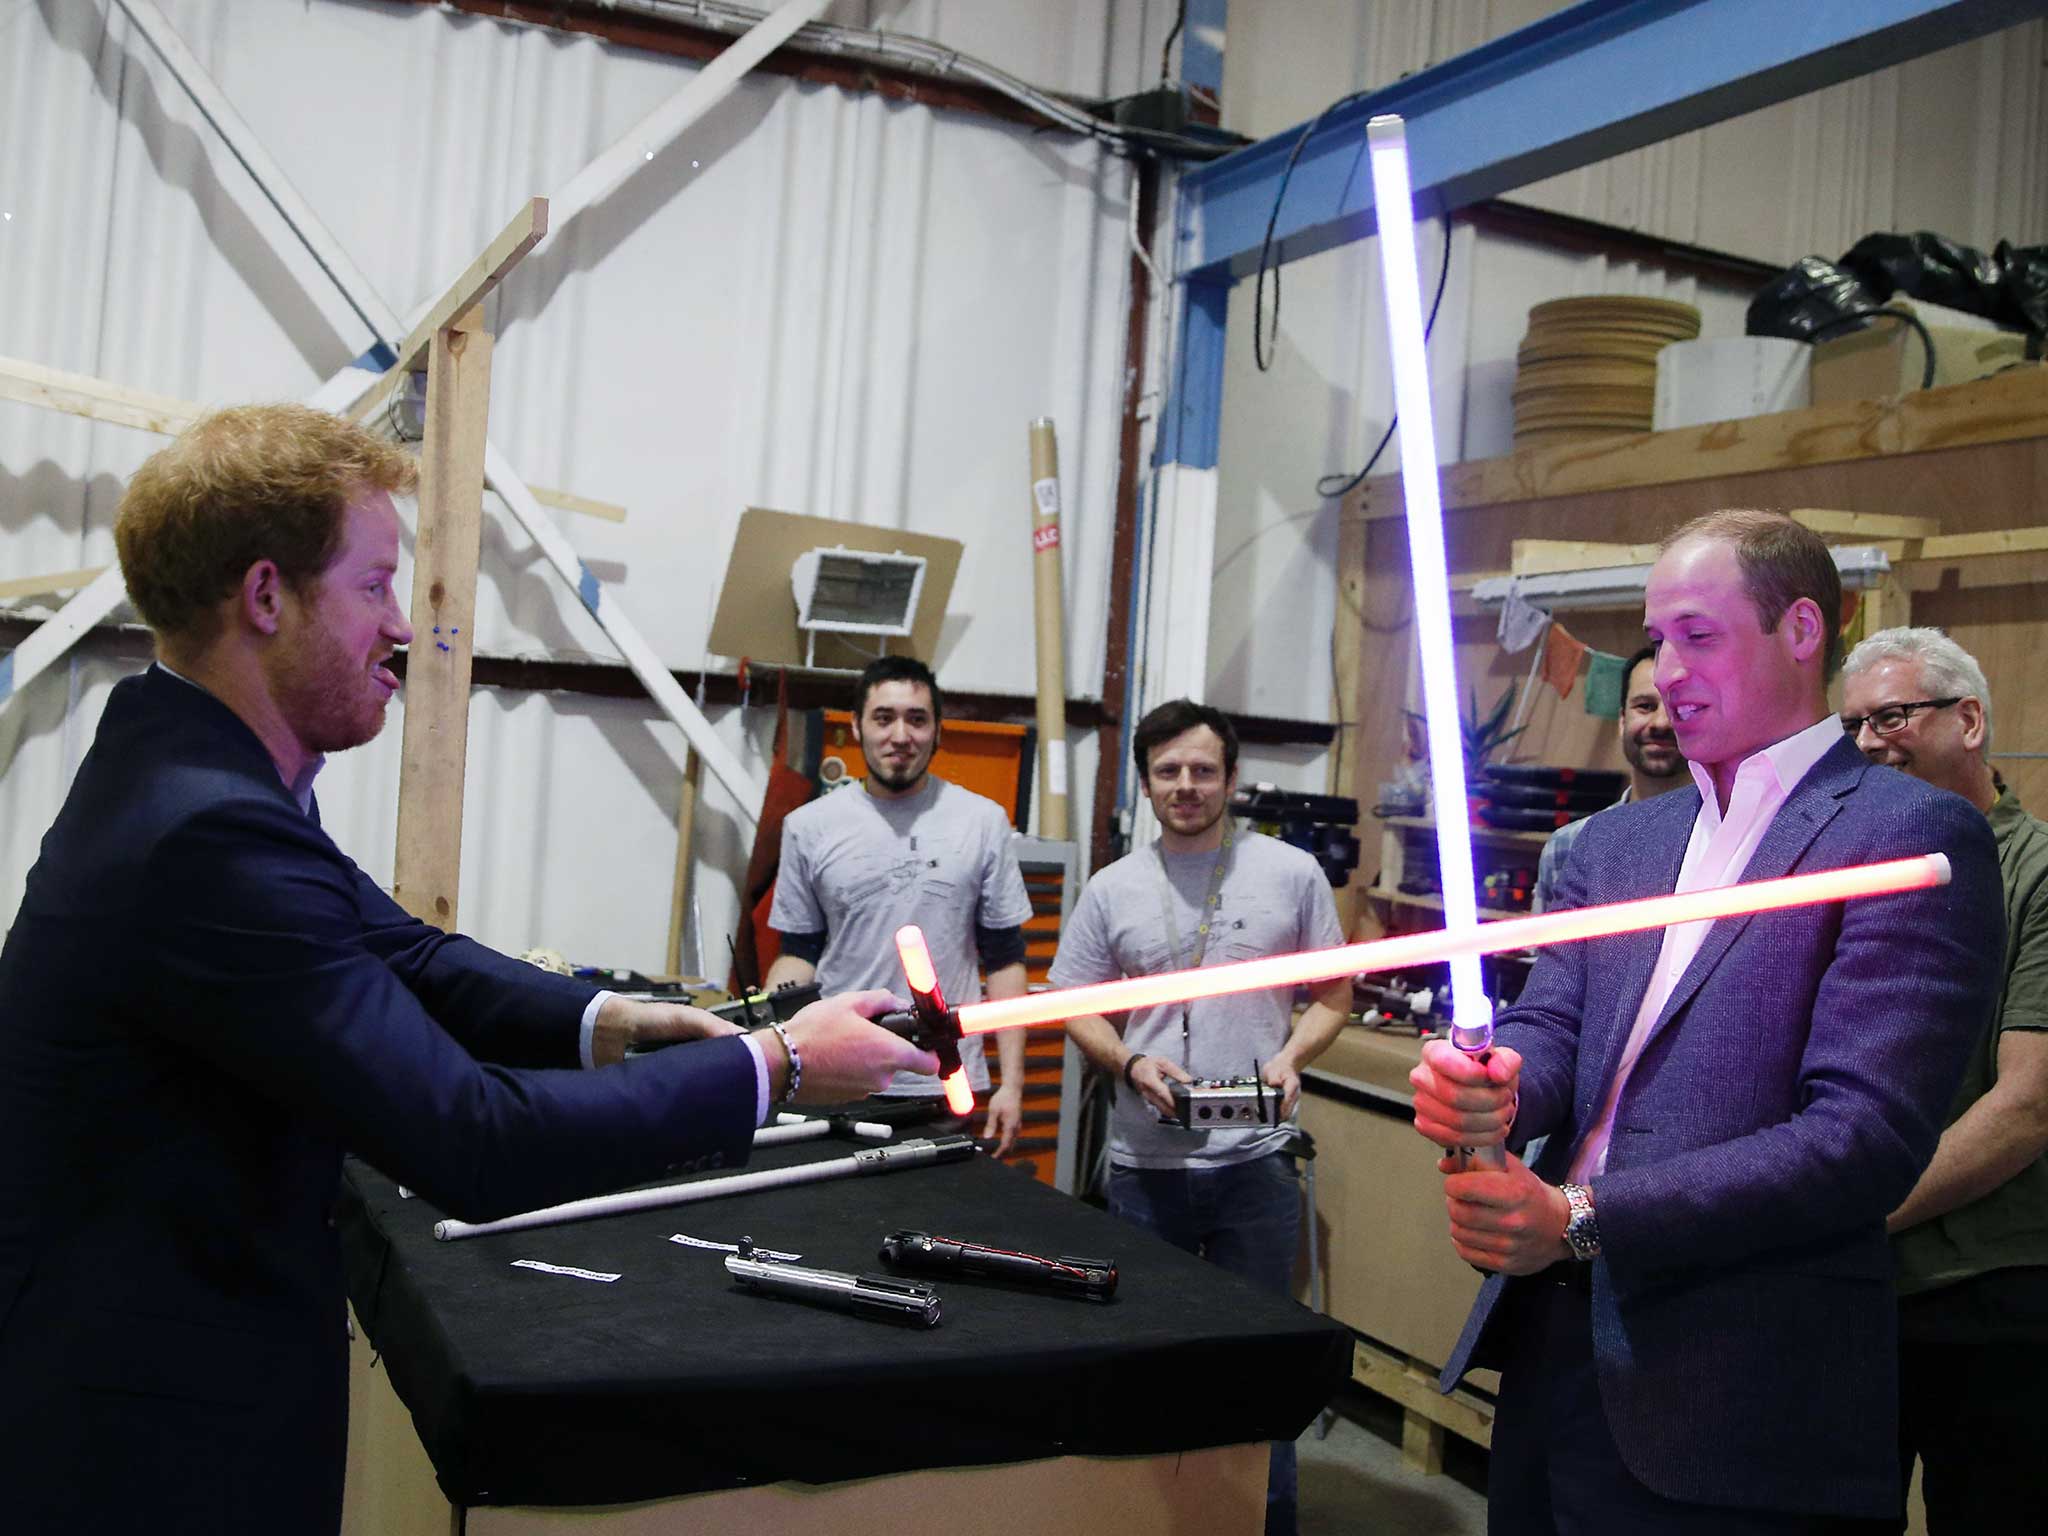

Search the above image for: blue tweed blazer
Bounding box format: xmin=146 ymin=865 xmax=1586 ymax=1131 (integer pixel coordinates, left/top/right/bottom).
xmin=1442 ymin=735 xmax=2003 ymax=1520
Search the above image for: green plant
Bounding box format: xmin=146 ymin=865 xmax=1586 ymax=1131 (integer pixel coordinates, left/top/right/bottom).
xmin=1404 ymin=683 xmax=1526 ymax=778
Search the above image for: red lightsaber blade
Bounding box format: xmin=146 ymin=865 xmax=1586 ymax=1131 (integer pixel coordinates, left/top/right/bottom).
xmin=880 ymin=855 xmax=1950 ymax=1078
xmin=893 ymin=925 xmax=977 ymax=1116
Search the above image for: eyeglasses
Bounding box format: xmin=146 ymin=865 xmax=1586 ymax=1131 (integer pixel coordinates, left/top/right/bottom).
xmin=1839 ymin=698 xmax=1962 ymax=738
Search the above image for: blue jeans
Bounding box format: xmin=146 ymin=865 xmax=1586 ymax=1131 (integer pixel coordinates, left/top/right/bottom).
xmin=1108 ymin=1154 xmax=1302 ymax=1536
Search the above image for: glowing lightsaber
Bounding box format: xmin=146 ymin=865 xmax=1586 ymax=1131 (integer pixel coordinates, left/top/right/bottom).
xmin=895 ymin=925 xmax=978 ymax=1117
xmin=876 ymin=856 xmax=1950 ymax=1056
xmin=1364 ymin=114 xmax=1493 ymax=1087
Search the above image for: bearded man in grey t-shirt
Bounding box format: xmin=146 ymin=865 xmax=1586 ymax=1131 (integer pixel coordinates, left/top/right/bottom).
xmin=767 ymin=657 xmax=1033 ymax=1153
xmin=1050 ymin=699 xmax=1349 ymax=1536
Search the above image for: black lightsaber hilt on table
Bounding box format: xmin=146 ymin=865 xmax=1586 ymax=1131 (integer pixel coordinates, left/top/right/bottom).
xmin=725 ymin=1236 xmax=943 ymax=1327
xmin=879 ymin=1230 xmax=1118 ymax=1301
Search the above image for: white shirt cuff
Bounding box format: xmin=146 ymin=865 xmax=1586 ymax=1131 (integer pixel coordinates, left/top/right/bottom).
xmin=741 ymin=1032 xmax=771 ymax=1126
xmin=578 ymin=990 xmax=614 ymax=1070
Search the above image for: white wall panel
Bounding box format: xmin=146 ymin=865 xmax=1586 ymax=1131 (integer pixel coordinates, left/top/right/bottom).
xmin=2 ymin=0 xmax=1133 ymax=965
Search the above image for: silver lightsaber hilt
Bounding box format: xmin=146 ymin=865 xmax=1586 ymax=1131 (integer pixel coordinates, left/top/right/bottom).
xmin=1449 ymin=1017 xmax=1507 ymax=1171
xmin=725 ymin=1236 xmax=942 ymax=1327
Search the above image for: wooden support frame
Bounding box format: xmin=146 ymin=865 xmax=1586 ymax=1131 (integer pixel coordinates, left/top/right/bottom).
xmin=0 ymin=568 xmax=108 ymax=604
xmin=8 ymin=0 xmax=826 ymax=825
xmin=343 ymin=200 xmax=549 ymax=428
xmin=391 ymin=304 xmax=497 ymax=931
xmin=0 ymin=352 xmax=619 ymax=523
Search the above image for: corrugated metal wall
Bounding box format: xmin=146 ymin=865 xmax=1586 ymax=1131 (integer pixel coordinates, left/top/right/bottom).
xmin=0 ymin=0 xmax=1172 ymax=966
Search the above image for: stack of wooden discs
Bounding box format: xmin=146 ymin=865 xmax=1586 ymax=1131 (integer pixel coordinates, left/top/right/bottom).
xmin=1512 ymin=296 xmax=1701 ymax=448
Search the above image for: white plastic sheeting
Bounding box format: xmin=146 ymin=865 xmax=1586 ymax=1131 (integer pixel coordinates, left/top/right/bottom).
xmin=1 ymin=0 xmax=1155 ymax=964
xmin=1202 ymin=0 xmax=2048 ymax=728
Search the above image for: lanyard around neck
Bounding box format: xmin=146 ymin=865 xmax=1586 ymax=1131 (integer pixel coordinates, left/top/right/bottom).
xmin=1155 ymin=817 xmax=1235 ymax=972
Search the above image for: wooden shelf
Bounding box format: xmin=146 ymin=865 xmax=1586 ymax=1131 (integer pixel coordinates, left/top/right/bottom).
xmin=1364 ymin=885 xmax=1522 ymax=922
xmin=1379 ymin=815 xmax=1554 ymax=850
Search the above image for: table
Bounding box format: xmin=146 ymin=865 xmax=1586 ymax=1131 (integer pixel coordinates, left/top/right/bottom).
xmin=338 ymin=1132 xmax=1349 ymax=1530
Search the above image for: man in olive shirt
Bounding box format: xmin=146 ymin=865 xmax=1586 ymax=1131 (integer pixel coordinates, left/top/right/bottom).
xmin=1841 ymin=627 xmax=2048 ymax=1532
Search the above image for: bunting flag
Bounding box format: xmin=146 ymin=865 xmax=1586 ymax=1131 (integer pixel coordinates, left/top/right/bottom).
xmin=1583 ymin=648 xmax=1627 ymax=719
xmin=1497 ymin=587 xmax=1550 ymax=654
xmin=1540 ymin=620 xmax=1587 ymax=699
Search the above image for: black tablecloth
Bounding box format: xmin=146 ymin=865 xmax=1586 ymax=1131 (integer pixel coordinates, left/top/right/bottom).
xmin=339 ymin=1137 xmax=1351 ymax=1507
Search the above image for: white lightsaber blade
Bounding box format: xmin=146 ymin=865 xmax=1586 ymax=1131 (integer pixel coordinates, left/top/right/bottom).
xmin=1364 ymin=112 xmax=1493 ymax=1059
xmin=435 ymin=1135 xmax=974 ymax=1242
xmin=751 ymin=1118 xmax=892 ymax=1148
xmin=951 ymin=854 xmax=1950 ymax=1035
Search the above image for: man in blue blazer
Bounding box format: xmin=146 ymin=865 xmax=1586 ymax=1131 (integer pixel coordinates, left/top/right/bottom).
xmin=1413 ymin=510 xmax=2004 ymax=1532
xmin=0 ymin=405 xmax=936 ymax=1535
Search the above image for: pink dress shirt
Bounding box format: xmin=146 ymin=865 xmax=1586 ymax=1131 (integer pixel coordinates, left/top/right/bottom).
xmin=1567 ymin=713 xmax=1845 ymax=1183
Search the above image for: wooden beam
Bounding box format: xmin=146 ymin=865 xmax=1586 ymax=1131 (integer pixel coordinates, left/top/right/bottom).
xmin=0 ymin=355 xmax=198 ymax=436
xmin=1860 ymin=572 xmax=1913 ymax=635
xmin=529 ymin=485 xmax=628 ymax=525
xmin=665 ymin=750 xmax=704 ymax=976
xmin=0 ymin=567 xmax=108 ymax=603
xmin=1787 ymin=508 xmax=1941 ymax=541
xmin=0 ymin=568 xmax=131 ymax=707
xmin=345 ymin=199 xmax=549 ymax=427
xmin=1350 ymin=1337 xmax=1494 ymax=1450
xmin=110 ymin=0 xmax=399 ymax=345
xmin=0 ymin=352 xmax=616 ymax=529
xmin=1352 ymin=367 xmax=2048 ymax=523
xmin=1915 ymin=525 xmax=2048 ymax=561
xmin=1510 ymin=539 xmax=1657 ymax=577
xmin=549 ymin=0 xmax=836 ymax=229
xmin=392 ymin=307 xmax=494 ymax=931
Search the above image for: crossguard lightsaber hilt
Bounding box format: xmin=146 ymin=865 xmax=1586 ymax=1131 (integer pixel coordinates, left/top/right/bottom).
xmin=874 ymin=924 xmax=975 ymax=1117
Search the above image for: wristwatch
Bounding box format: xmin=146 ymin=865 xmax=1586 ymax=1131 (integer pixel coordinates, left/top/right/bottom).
xmin=1560 ymin=1182 xmax=1601 ymax=1261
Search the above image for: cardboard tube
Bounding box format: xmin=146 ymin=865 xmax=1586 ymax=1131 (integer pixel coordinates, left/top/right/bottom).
xmin=1029 ymin=418 xmax=1070 ymax=839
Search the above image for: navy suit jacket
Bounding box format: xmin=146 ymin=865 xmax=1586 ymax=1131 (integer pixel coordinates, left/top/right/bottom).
xmin=1442 ymin=735 xmax=2004 ymax=1520
xmin=0 ymin=668 xmax=760 ymax=1533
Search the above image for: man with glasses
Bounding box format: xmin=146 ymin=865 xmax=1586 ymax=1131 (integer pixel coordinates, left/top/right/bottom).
xmin=1841 ymin=627 xmax=2048 ymax=1533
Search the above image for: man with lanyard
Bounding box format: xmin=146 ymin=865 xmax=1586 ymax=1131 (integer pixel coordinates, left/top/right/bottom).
xmin=767 ymin=656 xmax=1032 ymax=1151
xmin=1532 ymin=643 xmax=1688 ymax=913
xmin=1840 ymin=627 xmax=2048 ymax=1531
xmin=1051 ymin=698 xmax=1350 ymax=1536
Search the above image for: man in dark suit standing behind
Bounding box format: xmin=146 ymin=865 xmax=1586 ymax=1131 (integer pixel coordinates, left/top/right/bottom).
xmin=1411 ymin=510 xmax=2004 ymax=1532
xmin=0 ymin=405 xmax=936 ymax=1535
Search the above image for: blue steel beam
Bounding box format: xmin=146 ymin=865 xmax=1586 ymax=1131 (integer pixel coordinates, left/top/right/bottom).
xmin=1179 ymin=0 xmax=2048 ymax=283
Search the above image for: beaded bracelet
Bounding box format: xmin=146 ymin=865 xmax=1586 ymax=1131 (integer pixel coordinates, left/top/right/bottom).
xmin=769 ymin=1020 xmax=802 ymax=1104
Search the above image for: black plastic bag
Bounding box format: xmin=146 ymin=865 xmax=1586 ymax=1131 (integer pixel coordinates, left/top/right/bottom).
xmin=1838 ymin=231 xmax=2004 ymax=319
xmin=1746 ymin=256 xmax=1880 ymax=341
xmin=1996 ymin=241 xmax=2048 ymax=338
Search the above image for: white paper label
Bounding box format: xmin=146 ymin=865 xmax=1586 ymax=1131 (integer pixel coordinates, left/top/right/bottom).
xmin=668 ymin=1233 xmax=801 ymax=1262
xmin=510 ymin=1259 xmax=621 ymax=1283
xmin=1047 ymin=742 xmax=1068 ymax=797
xmin=1032 ymin=476 xmax=1060 ymax=518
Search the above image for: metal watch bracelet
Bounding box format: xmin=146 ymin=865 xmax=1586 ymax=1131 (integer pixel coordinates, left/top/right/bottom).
xmin=1560 ymin=1181 xmax=1600 ymax=1261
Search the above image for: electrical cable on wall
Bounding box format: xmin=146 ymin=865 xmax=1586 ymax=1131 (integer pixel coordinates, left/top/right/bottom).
xmin=1316 ymin=222 xmax=1454 ymax=501
xmin=1245 ymin=87 xmax=1458 ymax=500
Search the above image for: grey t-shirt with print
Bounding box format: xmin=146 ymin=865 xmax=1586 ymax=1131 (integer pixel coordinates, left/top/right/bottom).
xmin=1049 ymin=827 xmax=1344 ymax=1168
xmin=770 ymin=776 xmax=1032 ymax=1094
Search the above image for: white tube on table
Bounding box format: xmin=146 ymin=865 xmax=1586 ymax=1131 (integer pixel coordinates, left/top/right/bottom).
xmin=435 ymin=1135 xmax=970 ymax=1242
